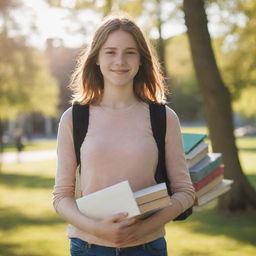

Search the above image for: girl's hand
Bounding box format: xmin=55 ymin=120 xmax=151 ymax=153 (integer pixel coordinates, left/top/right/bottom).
xmin=92 ymin=212 xmax=140 ymax=246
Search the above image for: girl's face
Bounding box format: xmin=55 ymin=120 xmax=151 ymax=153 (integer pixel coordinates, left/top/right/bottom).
xmin=97 ymin=30 xmax=141 ymax=90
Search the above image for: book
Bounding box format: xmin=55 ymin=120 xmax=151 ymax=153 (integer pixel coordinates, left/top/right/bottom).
xmin=196 ymin=174 xmax=224 ymax=197
xmin=76 ymin=181 xmax=140 ymax=220
xmin=194 ymin=179 xmax=234 ymax=206
xmin=186 ymin=141 xmax=209 ymax=168
xmin=189 ymin=153 xmax=222 ymax=182
xmin=182 ymin=133 xmax=207 ymax=154
xmin=134 ymin=183 xmax=168 ymax=205
xmin=76 ymin=181 xmax=171 ymax=220
xmin=138 ymin=196 xmax=171 ymax=214
xmin=193 ymin=164 xmax=224 ymax=191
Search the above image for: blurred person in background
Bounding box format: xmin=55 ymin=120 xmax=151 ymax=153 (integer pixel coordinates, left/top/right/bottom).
xmin=14 ymin=127 xmax=24 ymax=162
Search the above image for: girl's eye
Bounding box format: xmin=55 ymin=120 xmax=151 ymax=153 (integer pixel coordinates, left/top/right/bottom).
xmin=127 ymin=52 xmax=136 ymax=55
xmin=106 ymin=51 xmax=115 ymax=54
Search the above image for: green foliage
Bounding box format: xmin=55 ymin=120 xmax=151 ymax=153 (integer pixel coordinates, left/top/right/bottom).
xmin=233 ymin=87 xmax=256 ymax=122
xmin=0 ymin=34 xmax=59 ymax=120
xmin=169 ymin=79 xmax=205 ymax=121
xmin=165 ymin=34 xmax=204 ymax=121
xmin=210 ymin=1 xmax=256 ymax=91
xmin=209 ymin=0 xmax=256 ymax=122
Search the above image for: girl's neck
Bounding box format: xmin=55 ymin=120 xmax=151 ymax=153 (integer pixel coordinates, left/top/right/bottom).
xmin=100 ymin=87 xmax=138 ymax=109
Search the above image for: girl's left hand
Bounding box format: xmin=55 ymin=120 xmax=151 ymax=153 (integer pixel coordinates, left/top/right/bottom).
xmin=114 ymin=217 xmax=147 ymax=247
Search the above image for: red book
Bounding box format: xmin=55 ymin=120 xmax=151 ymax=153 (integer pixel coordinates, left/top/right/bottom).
xmin=193 ymin=164 xmax=224 ymax=191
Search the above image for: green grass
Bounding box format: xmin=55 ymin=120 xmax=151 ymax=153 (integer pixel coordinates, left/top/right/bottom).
xmin=0 ymin=160 xmax=69 ymax=256
xmin=166 ymin=203 xmax=256 ymax=256
xmin=0 ymin=127 xmax=255 ymax=256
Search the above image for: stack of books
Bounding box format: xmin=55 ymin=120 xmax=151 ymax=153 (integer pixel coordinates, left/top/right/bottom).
xmin=76 ymin=181 xmax=171 ymax=220
xmin=182 ymin=133 xmax=234 ymax=208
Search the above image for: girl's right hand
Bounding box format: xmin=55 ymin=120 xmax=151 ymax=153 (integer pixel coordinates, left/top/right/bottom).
xmin=92 ymin=212 xmax=137 ymax=246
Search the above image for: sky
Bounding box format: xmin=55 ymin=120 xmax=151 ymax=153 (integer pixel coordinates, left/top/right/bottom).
xmin=6 ymin=0 xmax=189 ymax=49
xmin=11 ymin=0 xmax=101 ymax=49
xmin=6 ymin=0 xmax=247 ymax=50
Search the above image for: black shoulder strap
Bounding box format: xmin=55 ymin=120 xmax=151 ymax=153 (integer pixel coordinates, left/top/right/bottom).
xmin=149 ymin=103 xmax=170 ymax=193
xmin=149 ymin=103 xmax=192 ymax=221
xmin=72 ymin=104 xmax=89 ymax=166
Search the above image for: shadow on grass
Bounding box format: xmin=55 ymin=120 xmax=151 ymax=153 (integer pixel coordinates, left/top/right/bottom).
xmin=239 ymin=148 xmax=256 ymax=152
xmin=0 ymin=206 xmax=64 ymax=231
xmin=0 ymin=242 xmax=24 ymax=256
xmin=247 ymin=174 xmax=256 ymax=188
xmin=0 ymin=242 xmax=50 ymax=256
xmin=185 ymin=205 xmax=256 ymax=246
xmin=0 ymin=172 xmax=54 ymax=189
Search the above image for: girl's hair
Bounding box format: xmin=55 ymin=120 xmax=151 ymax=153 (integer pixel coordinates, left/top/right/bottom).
xmin=69 ymin=13 xmax=168 ymax=105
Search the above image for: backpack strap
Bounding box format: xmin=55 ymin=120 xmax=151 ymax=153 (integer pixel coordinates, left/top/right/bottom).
xmin=149 ymin=103 xmax=171 ymax=194
xmin=72 ymin=104 xmax=89 ymax=167
xmin=149 ymin=103 xmax=192 ymax=221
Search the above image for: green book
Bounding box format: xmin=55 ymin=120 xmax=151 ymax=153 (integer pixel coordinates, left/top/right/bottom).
xmin=189 ymin=153 xmax=222 ymax=182
xmin=182 ymin=133 xmax=207 ymax=154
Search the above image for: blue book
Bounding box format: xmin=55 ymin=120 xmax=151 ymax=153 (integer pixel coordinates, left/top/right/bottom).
xmin=182 ymin=133 xmax=207 ymax=154
xmin=189 ymin=153 xmax=222 ymax=182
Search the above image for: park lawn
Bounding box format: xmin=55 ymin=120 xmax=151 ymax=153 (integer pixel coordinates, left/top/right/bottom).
xmin=0 ymin=133 xmax=255 ymax=256
xmin=0 ymin=160 xmax=69 ymax=256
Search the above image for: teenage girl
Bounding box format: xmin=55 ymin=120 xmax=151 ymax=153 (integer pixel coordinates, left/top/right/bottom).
xmin=53 ymin=14 xmax=195 ymax=256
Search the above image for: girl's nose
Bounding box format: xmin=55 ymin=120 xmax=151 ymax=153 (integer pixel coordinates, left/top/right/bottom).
xmin=115 ymin=54 xmax=126 ymax=65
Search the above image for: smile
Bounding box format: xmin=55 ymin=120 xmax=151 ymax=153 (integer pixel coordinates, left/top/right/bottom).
xmin=111 ymin=70 xmax=129 ymax=74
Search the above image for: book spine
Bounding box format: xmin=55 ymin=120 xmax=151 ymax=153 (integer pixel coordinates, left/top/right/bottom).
xmin=139 ymin=196 xmax=171 ymax=214
xmin=196 ymin=175 xmax=224 ymax=197
xmin=135 ymin=190 xmax=168 ymax=205
xmin=195 ymin=185 xmax=231 ymax=206
xmin=194 ymin=180 xmax=233 ymax=206
xmin=189 ymin=154 xmax=222 ymax=182
xmin=187 ymin=147 xmax=208 ymax=168
xmin=193 ymin=165 xmax=224 ymax=190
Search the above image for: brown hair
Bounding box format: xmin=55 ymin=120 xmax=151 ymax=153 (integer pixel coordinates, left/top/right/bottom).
xmin=69 ymin=13 xmax=168 ymax=105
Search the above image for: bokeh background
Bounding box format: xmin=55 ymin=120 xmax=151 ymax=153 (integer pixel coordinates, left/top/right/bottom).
xmin=0 ymin=0 xmax=255 ymax=255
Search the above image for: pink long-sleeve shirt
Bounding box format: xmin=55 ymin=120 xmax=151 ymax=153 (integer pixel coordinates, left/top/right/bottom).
xmin=52 ymin=101 xmax=195 ymax=246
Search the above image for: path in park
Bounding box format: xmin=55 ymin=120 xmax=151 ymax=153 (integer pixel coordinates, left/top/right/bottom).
xmin=0 ymin=149 xmax=56 ymax=163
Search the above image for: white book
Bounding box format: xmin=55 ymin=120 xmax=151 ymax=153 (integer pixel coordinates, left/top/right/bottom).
xmin=76 ymin=181 xmax=140 ymax=220
xmin=186 ymin=141 xmax=208 ymax=160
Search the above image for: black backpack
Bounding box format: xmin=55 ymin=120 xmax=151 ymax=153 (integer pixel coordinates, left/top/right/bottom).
xmin=72 ymin=103 xmax=192 ymax=221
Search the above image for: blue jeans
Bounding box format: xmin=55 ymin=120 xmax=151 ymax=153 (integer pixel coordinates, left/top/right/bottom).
xmin=70 ymin=237 xmax=168 ymax=256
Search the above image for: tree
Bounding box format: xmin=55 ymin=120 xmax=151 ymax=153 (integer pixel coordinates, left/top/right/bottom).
xmin=218 ymin=0 xmax=256 ymax=122
xmin=0 ymin=30 xmax=59 ymax=171
xmin=183 ymin=0 xmax=256 ymax=211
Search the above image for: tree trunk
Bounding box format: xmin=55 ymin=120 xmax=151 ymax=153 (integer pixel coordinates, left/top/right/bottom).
xmin=156 ymin=0 xmax=167 ymax=76
xmin=0 ymin=118 xmax=3 ymax=172
xmin=183 ymin=0 xmax=256 ymax=211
